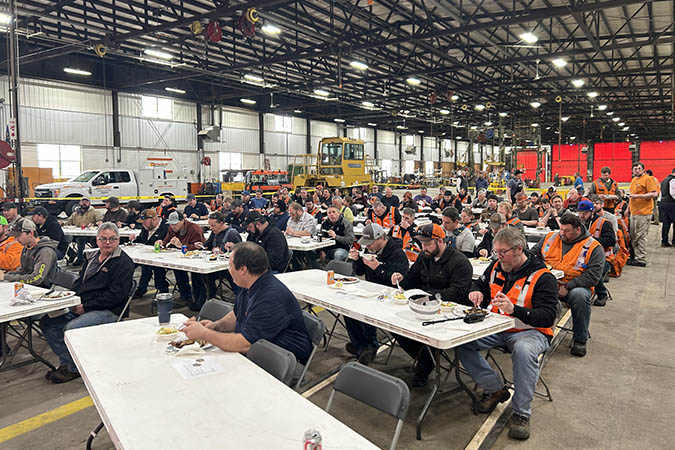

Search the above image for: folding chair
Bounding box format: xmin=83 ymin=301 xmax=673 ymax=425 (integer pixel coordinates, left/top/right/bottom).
xmin=485 ymin=346 xmax=553 ymax=402
xmin=198 ymin=299 xmax=233 ymax=322
xmin=247 ymin=339 xmax=297 ymax=386
xmin=294 ymin=311 xmax=325 ymax=390
xmin=52 ymin=267 xmax=78 ymax=290
xmin=326 ymin=362 xmax=410 ymax=450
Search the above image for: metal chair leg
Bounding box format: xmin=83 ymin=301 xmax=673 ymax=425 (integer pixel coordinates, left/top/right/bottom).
xmin=86 ymin=421 xmax=105 ymax=450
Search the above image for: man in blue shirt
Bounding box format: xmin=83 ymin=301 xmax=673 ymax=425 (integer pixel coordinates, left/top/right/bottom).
xmin=251 ymin=189 xmax=269 ymax=210
xmin=183 ymin=193 xmax=209 ymax=220
xmin=182 ymin=242 xmax=312 ymax=364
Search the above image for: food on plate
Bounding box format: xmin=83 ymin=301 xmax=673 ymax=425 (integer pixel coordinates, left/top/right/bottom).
xmin=170 ymin=338 xmax=208 ymax=348
xmin=156 ymin=326 xmax=179 ymax=335
xmin=335 ymin=276 xmax=358 ymax=283
xmin=464 ymin=306 xmax=488 ymax=316
xmin=43 ymin=290 xmax=73 ymax=299
xmin=183 ymin=250 xmax=200 ymax=257
xmin=440 ymin=301 xmax=456 ymax=308
xmin=393 ymin=292 xmax=406 ymax=300
xmin=334 ymin=280 xmax=344 ymax=288
xmin=478 ymin=256 xmax=490 ymax=262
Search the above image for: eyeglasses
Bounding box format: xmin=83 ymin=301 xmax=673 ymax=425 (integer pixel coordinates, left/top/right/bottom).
xmin=97 ymin=236 xmax=119 ymax=243
xmin=492 ymin=247 xmax=515 ymax=258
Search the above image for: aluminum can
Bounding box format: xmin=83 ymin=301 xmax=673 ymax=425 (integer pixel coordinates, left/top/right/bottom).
xmin=154 ymin=241 xmax=161 ymax=253
xmin=181 ymin=245 xmax=188 ymax=254
xmin=303 ymin=429 xmax=322 ymax=450
xmin=326 ymin=270 xmax=335 ymax=285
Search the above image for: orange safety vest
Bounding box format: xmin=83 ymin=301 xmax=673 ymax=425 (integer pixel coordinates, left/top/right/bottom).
xmin=369 ymin=206 xmax=397 ymax=228
xmin=540 ymin=232 xmax=601 ymax=285
xmin=589 ymin=217 xmax=615 ymax=259
xmin=156 ymin=205 xmax=176 ymax=218
xmin=488 ymin=265 xmax=553 ymax=336
xmin=594 ymin=179 xmax=618 ymax=210
xmin=0 ymin=236 xmax=23 ymax=271
xmin=390 ymin=225 xmax=421 ymax=262
xmin=610 ymin=219 xmax=630 ymax=277
xmin=506 ymin=216 xmax=522 ymax=227
xmin=210 ymin=200 xmax=224 ymax=212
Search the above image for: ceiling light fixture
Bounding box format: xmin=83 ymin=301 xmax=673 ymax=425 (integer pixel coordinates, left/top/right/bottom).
xmin=313 ymin=89 xmax=330 ymax=97
xmin=561 ymin=116 xmax=570 ymax=122
xmin=418 ymin=130 xmax=424 ymax=134
xmin=597 ymin=104 xmax=607 ymax=111
xmin=530 ymin=101 xmax=541 ymax=108
xmin=349 ymin=60 xmax=368 ymax=70
xmin=531 ymin=123 xmax=539 ymax=127
xmin=622 ymin=127 xmax=630 ymax=131
xmin=293 ymin=109 xmax=302 ymax=114
xmin=406 ymin=77 xmax=421 ymax=86
xmin=571 ymin=79 xmax=585 ymax=88
xmin=452 ymin=121 xmax=460 ymax=126
xmin=552 ymin=58 xmax=567 ymax=68
xmin=451 ymin=94 xmax=459 ymax=101
xmin=362 ymin=101 xmax=375 ymax=108
xmin=244 ymin=74 xmax=264 ymax=83
xmin=484 ymin=121 xmax=493 ymax=126
xmin=520 ymin=32 xmax=538 ymax=43
xmin=334 ymin=118 xmax=345 ymax=123
xmin=396 ymin=125 xmax=407 ymax=129
xmin=570 ymin=136 xmax=576 ymax=140
xmin=143 ymin=48 xmax=173 ymax=60
xmin=165 ymin=87 xmax=185 ymax=94
xmin=261 ymin=24 xmax=281 ymax=35
xmin=439 ymin=109 xmax=450 ymax=115
xmin=240 ymin=98 xmax=256 ymax=105
xmin=470 ymin=125 xmax=478 ymax=130
xmin=475 ymin=104 xmax=485 ymax=111
xmin=587 ymin=91 xmax=599 ymax=98
xmin=606 ymin=112 xmax=614 ymax=116
xmin=368 ymin=123 xmax=377 ymax=127
xmin=0 ymin=13 xmax=12 ymax=24
xmin=63 ymin=67 xmax=91 ymax=76
xmin=617 ymin=122 xmax=625 ymax=127
xmin=612 ymin=117 xmax=620 ymax=122
xmin=499 ymin=112 xmax=508 ymax=117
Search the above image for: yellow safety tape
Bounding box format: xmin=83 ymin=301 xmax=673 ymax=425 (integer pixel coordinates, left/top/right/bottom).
xmin=0 ymin=396 xmax=94 ymax=444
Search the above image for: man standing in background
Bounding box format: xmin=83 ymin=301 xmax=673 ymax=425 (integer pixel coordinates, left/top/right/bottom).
xmin=627 ymin=162 xmax=659 ymax=267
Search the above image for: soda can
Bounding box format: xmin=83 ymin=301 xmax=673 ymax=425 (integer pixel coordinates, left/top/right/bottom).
xmin=181 ymin=245 xmax=188 ymax=254
xmin=14 ymin=282 xmax=24 ymax=297
xmin=326 ymin=270 xmax=335 ymax=285
xmin=303 ymin=429 xmax=322 ymax=450
xmin=154 ymin=241 xmax=161 ymax=253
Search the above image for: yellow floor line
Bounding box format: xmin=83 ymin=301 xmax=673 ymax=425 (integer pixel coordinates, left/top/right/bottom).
xmin=0 ymin=396 xmax=93 ymax=444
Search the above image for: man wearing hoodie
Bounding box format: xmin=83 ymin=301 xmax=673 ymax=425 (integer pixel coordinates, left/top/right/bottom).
xmin=459 ymin=227 xmax=558 ymax=441
xmin=1 ymin=219 xmax=58 ymax=288
xmin=345 ymin=223 xmax=409 ymax=365
xmin=531 ymin=213 xmax=604 ymax=357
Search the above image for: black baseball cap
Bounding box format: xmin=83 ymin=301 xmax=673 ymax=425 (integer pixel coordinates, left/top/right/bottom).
xmin=2 ymin=202 xmax=17 ymax=211
xmin=31 ymin=206 xmax=49 ymax=217
xmin=243 ymin=211 xmax=264 ymax=226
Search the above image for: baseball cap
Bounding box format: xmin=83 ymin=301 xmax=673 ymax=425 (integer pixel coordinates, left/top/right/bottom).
xmin=2 ymin=202 xmax=17 ymax=211
xmin=186 ymin=193 xmax=196 ymax=201
xmin=443 ymin=190 xmax=452 ymax=197
xmin=243 ymin=211 xmax=264 ymax=227
xmin=167 ymin=211 xmax=183 ymax=225
xmin=10 ymin=218 xmax=36 ymax=235
xmin=242 ymin=190 xmax=250 ymax=196
xmin=577 ymin=200 xmax=594 ymax=212
xmin=31 ymin=206 xmax=49 ymax=217
xmin=416 ymin=223 xmax=446 ymax=242
xmin=358 ymin=223 xmax=386 ymax=246
xmin=80 ymin=197 xmax=91 ymax=203
xmin=275 ymin=200 xmax=287 ymax=212
xmin=105 ymin=196 xmax=120 ymax=207
xmin=137 ymin=208 xmax=158 ymax=222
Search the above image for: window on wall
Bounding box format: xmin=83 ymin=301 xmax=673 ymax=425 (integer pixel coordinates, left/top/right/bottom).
xmin=403 ymin=135 xmax=415 ymax=146
xmin=381 ymin=159 xmax=392 ymax=176
xmin=274 ymin=115 xmax=292 ymax=132
xmin=404 ymin=160 xmax=415 ymax=174
xmin=425 ymin=161 xmax=434 ymax=176
xmin=142 ymin=95 xmax=172 ymax=120
xmin=354 ymin=127 xmax=367 ymax=140
xmin=37 ymin=144 xmax=81 ymax=179
xmin=219 ymin=152 xmax=242 ymax=172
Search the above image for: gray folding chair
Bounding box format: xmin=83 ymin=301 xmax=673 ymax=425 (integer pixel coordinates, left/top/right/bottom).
xmin=52 ymin=267 xmax=78 ymax=290
xmin=247 ymin=339 xmax=297 ymax=386
xmin=294 ymin=311 xmax=325 ymax=390
xmin=326 ymin=362 xmax=410 ymax=450
xmin=198 ymin=299 xmax=233 ymax=322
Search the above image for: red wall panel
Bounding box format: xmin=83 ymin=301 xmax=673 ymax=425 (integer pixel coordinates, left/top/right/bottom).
xmin=593 ymin=142 xmax=632 ymax=182
xmin=551 ymin=144 xmax=587 ymax=179
xmin=640 ymin=141 xmax=675 ymax=181
xmin=515 ymin=151 xmax=543 ymax=181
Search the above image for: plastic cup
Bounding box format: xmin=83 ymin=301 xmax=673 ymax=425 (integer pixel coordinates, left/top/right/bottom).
xmin=156 ymin=293 xmax=173 ymax=325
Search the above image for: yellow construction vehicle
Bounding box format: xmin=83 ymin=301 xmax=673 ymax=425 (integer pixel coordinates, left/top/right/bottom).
xmin=291 ymin=137 xmax=375 ymax=189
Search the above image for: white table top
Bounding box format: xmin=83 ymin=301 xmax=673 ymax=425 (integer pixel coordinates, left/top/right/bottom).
xmin=0 ymin=284 xmax=81 ymax=323
xmin=468 ymin=258 xmax=564 ymax=280
xmin=277 ymin=270 xmax=515 ymax=350
xmin=523 ymin=226 xmax=552 ymax=238
xmin=190 ymin=219 xmax=209 ymax=229
xmin=121 ymin=245 xmax=229 ymax=274
xmin=285 ymin=236 xmax=336 ymax=251
xmin=63 ymin=226 xmax=140 ymax=238
xmin=65 ymin=315 xmax=377 ymax=450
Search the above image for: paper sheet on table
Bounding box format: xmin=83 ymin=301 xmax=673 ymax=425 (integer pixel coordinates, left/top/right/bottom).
xmin=171 ymin=358 xmax=225 ymax=379
xmin=334 ymin=286 xmax=379 ymax=298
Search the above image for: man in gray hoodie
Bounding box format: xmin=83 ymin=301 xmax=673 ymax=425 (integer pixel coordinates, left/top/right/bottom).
xmin=0 ymin=218 xmax=58 ymax=288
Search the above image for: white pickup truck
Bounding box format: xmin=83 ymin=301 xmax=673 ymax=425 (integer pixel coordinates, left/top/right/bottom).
xmin=33 ymin=168 xmax=188 ymax=215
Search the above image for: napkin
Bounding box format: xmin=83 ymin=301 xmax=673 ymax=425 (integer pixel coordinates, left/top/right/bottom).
xmin=174 ymin=342 xmax=206 ymax=357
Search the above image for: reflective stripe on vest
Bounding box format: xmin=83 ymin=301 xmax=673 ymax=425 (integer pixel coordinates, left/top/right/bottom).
xmin=370 ymin=207 xmax=396 ymax=228
xmin=594 ymin=179 xmax=618 ymax=209
xmin=488 ymin=265 xmax=553 ymax=336
xmin=392 ymin=225 xmax=421 ymax=261
xmin=507 ymin=216 xmax=521 ymax=227
xmin=541 ymin=232 xmax=600 ymax=284
xmin=589 ymin=217 xmax=614 ymax=258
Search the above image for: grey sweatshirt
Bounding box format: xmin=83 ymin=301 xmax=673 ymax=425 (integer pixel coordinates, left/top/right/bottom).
xmin=531 ymin=227 xmax=605 ymax=290
xmin=5 ymin=237 xmax=59 ymax=287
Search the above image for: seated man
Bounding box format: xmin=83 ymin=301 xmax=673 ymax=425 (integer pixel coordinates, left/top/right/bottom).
xmin=251 ymin=190 xmax=269 ymax=210
xmin=192 ymin=212 xmax=242 ymax=307
xmin=562 ymin=188 xmax=589 ymax=212
xmin=2 ymin=202 xmax=21 ymax=227
xmin=210 ymin=193 xmax=226 ymax=212
xmin=123 ymin=201 xmax=142 ymax=229
xmin=40 ymin=222 xmax=134 ymax=383
xmin=413 ymin=187 xmax=433 ymax=207
xmin=475 ymin=213 xmax=506 ymax=258
xmin=156 ymin=194 xmax=177 ymax=219
xmin=391 ymin=224 xmax=473 ymax=387
xmin=305 ymin=199 xmax=324 ymax=223
xmin=365 ymin=201 xmax=401 ymax=228
xmin=497 ymin=201 xmax=524 ymax=231
xmin=320 ymin=206 xmax=355 ymax=262
xmin=1 ymin=219 xmax=58 ymax=287
xmin=577 ymin=200 xmax=615 ymax=307
xmin=514 ymin=192 xmax=539 ymax=227
xmin=332 ymin=196 xmax=354 ymax=223
xmin=241 ymin=191 xmax=256 ymax=210
xmin=472 ymin=189 xmax=488 ymax=209
xmin=271 ymin=200 xmax=290 ymax=231
xmin=538 ymin=195 xmax=570 ymax=230
xmin=456 ymin=187 xmax=472 ymax=205
xmin=381 ymin=187 xmax=400 ymax=209
xmin=99 ymin=196 xmax=128 ymax=225
xmin=441 ymin=206 xmax=475 ymax=258
xmin=479 ymin=194 xmax=500 ymax=223
xmin=286 ymin=202 xmax=318 ymax=271
xmin=184 ymin=193 xmax=210 ymax=220
xmin=162 ymin=211 xmax=205 ymax=309
xmin=63 ymin=197 xmax=102 ymax=265
xmin=243 ymin=211 xmax=290 ymax=273
xmin=131 ymin=209 xmax=170 ymax=299
xmin=226 ymin=199 xmax=249 ymax=233
xmin=182 ymin=242 xmax=312 ymax=364
xmin=459 ymin=228 xmax=558 ymax=440
xmin=31 ymin=206 xmax=68 ymax=260
xmin=389 ymin=207 xmax=422 ymax=262
xmin=531 ymin=214 xmax=604 ymax=357
xmin=0 ymin=216 xmax=22 ymax=271
xmin=460 ymin=207 xmax=480 ymax=234
xmin=433 ymin=190 xmax=456 ymax=213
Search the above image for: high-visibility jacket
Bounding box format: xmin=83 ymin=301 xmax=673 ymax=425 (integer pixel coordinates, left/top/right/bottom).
xmin=210 ymin=200 xmax=224 ymax=212
xmin=488 ymin=265 xmax=553 ymax=337
xmin=390 ymin=224 xmax=421 ymax=262
xmin=594 ymin=178 xmax=619 ymax=210
xmin=540 ymin=232 xmax=601 ymax=285
xmin=610 ymin=219 xmax=630 ymax=277
xmin=589 ymin=217 xmax=615 ymax=259
xmin=156 ymin=205 xmax=176 ymax=219
xmin=506 ymin=216 xmax=522 ymax=227
xmin=0 ymin=236 xmax=23 ymax=271
xmin=368 ymin=206 xmax=397 ymax=228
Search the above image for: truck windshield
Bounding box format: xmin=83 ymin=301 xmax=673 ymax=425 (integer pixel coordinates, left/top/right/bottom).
xmin=70 ymin=171 xmax=99 ymax=182
xmin=321 ymin=142 xmax=343 ymax=166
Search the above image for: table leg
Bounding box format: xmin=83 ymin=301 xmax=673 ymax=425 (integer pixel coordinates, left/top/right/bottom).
xmin=0 ymin=319 xmax=56 ymax=372
xmin=416 ymin=347 xmax=441 ymax=440
xmin=23 ymin=318 xmax=56 ymax=371
xmin=0 ymin=323 xmax=8 ymax=369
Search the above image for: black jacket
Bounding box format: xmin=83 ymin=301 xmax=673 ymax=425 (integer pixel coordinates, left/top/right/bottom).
xmin=205 ymin=226 xmax=241 ymax=251
xmin=471 ymin=253 xmax=558 ymax=334
xmin=321 ymin=216 xmax=355 ymax=250
xmin=247 ymin=223 xmax=290 ymax=273
xmin=75 ymin=247 xmax=134 ymax=317
xmin=352 ymin=237 xmax=409 ymax=286
xmin=381 ymin=195 xmax=400 ymax=209
xmin=226 ymin=209 xmax=249 ymax=233
xmin=474 ymin=230 xmax=494 ymax=257
xmin=400 ymin=244 xmax=473 ymax=305
xmin=135 ymin=220 xmax=169 ymax=246
xmin=36 ymin=214 xmax=68 ymax=256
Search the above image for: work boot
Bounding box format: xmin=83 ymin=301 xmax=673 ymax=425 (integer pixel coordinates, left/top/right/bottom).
xmin=411 ymin=367 xmax=430 ymax=388
xmin=571 ymin=341 xmax=587 ymax=357
xmin=662 ymin=242 xmax=672 ymax=247
xmin=594 ymin=295 xmax=608 ymax=307
xmin=509 ymin=413 xmax=530 ymax=440
xmin=344 ymin=342 xmax=358 ymax=356
xmin=476 ymin=388 xmax=511 ymax=413
xmin=357 ymin=347 xmax=377 ymax=366
xmin=132 ymin=290 xmax=146 ymax=299
xmin=49 ymin=367 xmax=81 ymax=384
xmin=626 ymin=259 xmax=647 ymax=267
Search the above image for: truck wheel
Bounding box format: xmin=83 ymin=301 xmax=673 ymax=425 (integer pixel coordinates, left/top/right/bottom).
xmin=65 ymin=200 xmax=79 ymax=216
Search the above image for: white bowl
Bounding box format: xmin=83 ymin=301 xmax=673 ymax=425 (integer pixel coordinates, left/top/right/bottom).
xmin=408 ymin=297 xmax=441 ymax=320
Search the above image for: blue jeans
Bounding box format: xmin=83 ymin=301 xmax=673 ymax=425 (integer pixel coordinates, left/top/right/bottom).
xmin=137 ymin=265 xmax=170 ymax=294
xmin=563 ymin=287 xmax=592 ymax=343
xmin=595 ymin=261 xmax=611 ymax=297
xmin=327 ymin=248 xmax=348 ymax=261
xmin=458 ymin=329 xmax=550 ymax=417
xmin=344 ymin=317 xmax=379 ymax=353
xmin=40 ymin=310 xmax=119 ymax=372
xmin=74 ymin=237 xmax=93 ymax=260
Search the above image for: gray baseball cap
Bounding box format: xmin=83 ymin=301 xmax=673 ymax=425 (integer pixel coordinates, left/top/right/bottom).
xmin=167 ymin=211 xmax=183 ymax=225
xmin=358 ymin=223 xmax=386 ymax=246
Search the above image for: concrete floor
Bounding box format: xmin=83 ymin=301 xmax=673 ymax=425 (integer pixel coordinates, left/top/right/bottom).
xmin=2 ymin=223 xmax=673 ymax=449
